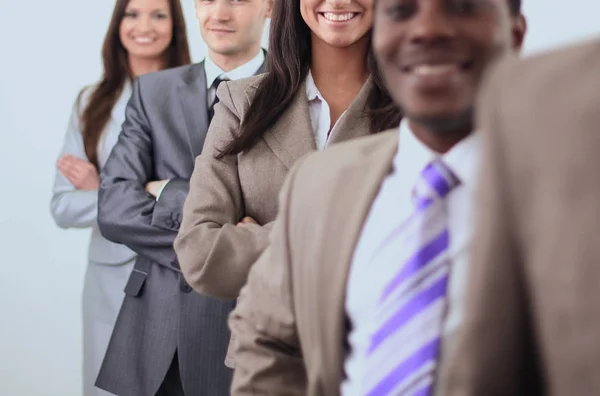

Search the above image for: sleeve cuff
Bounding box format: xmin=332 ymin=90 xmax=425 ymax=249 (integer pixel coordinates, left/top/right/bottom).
xmin=155 ymin=180 xmax=170 ymax=201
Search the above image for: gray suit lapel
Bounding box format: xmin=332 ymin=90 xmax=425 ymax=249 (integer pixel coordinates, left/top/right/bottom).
xmin=261 ymin=80 xmax=317 ymax=170
xmin=178 ymin=62 xmax=209 ymax=160
xmin=111 ymin=81 xmax=132 ymax=124
xmin=180 ymin=58 xmax=267 ymax=161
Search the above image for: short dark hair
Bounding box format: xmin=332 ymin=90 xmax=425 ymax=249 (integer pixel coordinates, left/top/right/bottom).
xmin=509 ymin=0 xmax=522 ymax=15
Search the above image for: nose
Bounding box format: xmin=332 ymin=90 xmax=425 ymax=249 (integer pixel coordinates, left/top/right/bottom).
xmin=408 ymin=4 xmax=456 ymax=45
xmin=325 ymin=0 xmax=352 ymax=7
xmin=137 ymin=14 xmax=153 ymax=33
xmin=213 ymin=0 xmax=232 ymax=21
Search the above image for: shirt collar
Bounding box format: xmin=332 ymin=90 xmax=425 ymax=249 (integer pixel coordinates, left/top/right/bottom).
xmin=204 ymin=50 xmax=265 ymax=89
xmin=395 ymin=119 xmax=481 ymax=190
xmin=305 ymin=70 xmax=323 ymax=102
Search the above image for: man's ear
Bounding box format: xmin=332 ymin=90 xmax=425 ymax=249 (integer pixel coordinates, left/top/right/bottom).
xmin=265 ymin=0 xmax=273 ymax=18
xmin=512 ymin=14 xmax=527 ymax=53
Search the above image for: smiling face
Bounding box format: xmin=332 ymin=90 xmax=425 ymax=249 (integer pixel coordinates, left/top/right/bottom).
xmin=373 ymin=0 xmax=525 ymax=134
xmin=300 ymin=0 xmax=374 ymax=48
xmin=195 ymin=0 xmax=270 ymax=60
xmin=119 ymin=0 xmax=173 ymax=61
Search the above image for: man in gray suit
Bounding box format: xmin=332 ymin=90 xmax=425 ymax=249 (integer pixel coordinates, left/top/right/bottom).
xmin=96 ymin=1 xmax=271 ymax=395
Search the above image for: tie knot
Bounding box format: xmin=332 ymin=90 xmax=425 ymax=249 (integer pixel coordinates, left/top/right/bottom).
xmin=413 ymin=159 xmax=460 ymax=208
xmin=212 ymin=76 xmax=229 ymax=90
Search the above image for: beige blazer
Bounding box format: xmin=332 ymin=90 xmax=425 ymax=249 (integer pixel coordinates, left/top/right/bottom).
xmin=174 ymin=73 xmax=376 ymax=367
xmin=228 ymin=131 xmax=407 ymax=395
xmin=175 ymin=74 xmax=374 ymax=300
xmin=444 ymin=39 xmax=600 ymax=396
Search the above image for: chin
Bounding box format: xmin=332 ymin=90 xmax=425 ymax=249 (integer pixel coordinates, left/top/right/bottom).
xmin=209 ymin=45 xmax=240 ymax=56
xmin=408 ymin=107 xmax=474 ymax=134
xmin=319 ymin=32 xmax=365 ymax=49
xmin=131 ymin=49 xmax=167 ymax=60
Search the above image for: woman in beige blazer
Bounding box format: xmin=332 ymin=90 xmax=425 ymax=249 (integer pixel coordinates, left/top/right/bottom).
xmin=50 ymin=0 xmax=190 ymax=394
xmin=175 ymin=0 xmax=401 ymax=305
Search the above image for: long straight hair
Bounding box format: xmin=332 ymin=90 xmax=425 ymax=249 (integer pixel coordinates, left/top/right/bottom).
xmin=216 ymin=0 xmax=402 ymax=158
xmin=79 ymin=0 xmax=191 ymax=168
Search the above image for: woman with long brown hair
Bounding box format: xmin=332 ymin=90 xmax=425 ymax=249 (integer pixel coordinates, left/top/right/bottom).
xmin=175 ymin=0 xmax=402 ymax=334
xmin=50 ymin=0 xmax=189 ymax=394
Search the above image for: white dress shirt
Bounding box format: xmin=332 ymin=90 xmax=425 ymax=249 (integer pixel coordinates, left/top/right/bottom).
xmin=156 ymin=50 xmax=265 ymax=200
xmin=305 ymin=70 xmax=347 ymax=151
xmin=341 ymin=120 xmax=482 ymax=396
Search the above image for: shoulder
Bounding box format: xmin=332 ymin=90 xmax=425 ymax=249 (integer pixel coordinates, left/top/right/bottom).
xmin=483 ymin=39 xmax=600 ymax=108
xmin=70 ymin=82 xmax=99 ymax=118
xmin=137 ymin=62 xmax=202 ymax=86
xmin=289 ymin=130 xmax=398 ymax=194
xmin=217 ymin=73 xmax=267 ymax=112
xmin=133 ymin=63 xmax=204 ymax=102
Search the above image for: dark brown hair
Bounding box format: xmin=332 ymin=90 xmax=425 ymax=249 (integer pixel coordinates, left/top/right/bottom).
xmin=217 ymin=0 xmax=402 ymax=158
xmin=79 ymin=0 xmax=191 ymax=168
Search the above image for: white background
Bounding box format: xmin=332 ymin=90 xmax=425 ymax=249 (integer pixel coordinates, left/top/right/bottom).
xmin=0 ymin=1 xmax=598 ymax=395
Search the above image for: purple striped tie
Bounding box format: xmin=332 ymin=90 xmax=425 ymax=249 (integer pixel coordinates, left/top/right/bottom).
xmin=363 ymin=159 xmax=460 ymax=396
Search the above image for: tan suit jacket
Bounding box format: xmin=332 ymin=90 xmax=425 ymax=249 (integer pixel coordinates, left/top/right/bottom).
xmin=229 ymin=131 xmax=406 ymax=395
xmin=175 ymin=75 xmax=375 ymax=300
xmin=444 ymin=39 xmax=600 ymax=396
xmin=175 ymin=74 xmax=375 ymax=366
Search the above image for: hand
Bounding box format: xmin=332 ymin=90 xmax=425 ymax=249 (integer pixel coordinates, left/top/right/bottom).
xmin=237 ymin=216 xmax=259 ymax=226
xmin=145 ymin=180 xmax=170 ymax=197
xmin=57 ymin=154 xmax=100 ymax=190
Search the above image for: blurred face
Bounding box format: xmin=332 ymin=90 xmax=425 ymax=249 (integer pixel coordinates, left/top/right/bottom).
xmin=373 ymin=0 xmax=526 ymax=133
xmin=195 ymin=0 xmax=271 ymax=57
xmin=120 ymin=0 xmax=173 ymax=60
xmin=301 ymin=0 xmax=373 ymax=48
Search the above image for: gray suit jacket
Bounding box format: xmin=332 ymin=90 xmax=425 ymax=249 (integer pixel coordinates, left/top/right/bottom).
xmin=96 ymin=60 xmax=264 ymax=396
xmin=51 ymin=84 xmax=135 ymax=265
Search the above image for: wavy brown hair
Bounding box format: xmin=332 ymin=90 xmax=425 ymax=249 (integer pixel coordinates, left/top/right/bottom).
xmin=79 ymin=0 xmax=191 ymax=168
xmin=216 ymin=0 xmax=402 ymax=158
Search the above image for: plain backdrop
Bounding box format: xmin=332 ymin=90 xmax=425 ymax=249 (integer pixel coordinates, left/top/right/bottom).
xmin=0 ymin=1 xmax=598 ymax=395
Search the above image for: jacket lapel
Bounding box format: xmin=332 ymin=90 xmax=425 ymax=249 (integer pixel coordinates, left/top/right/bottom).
xmin=328 ymin=76 xmax=373 ymax=145
xmin=180 ymin=58 xmax=268 ymax=160
xmin=111 ymin=81 xmax=132 ymax=125
xmin=318 ymin=132 xmax=400 ymax=394
xmin=178 ymin=62 xmax=209 ymax=160
xmin=261 ymin=80 xmax=317 ymax=170
xmin=261 ymin=76 xmax=374 ymax=170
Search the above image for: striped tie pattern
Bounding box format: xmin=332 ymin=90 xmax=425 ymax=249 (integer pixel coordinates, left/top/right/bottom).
xmin=363 ymin=159 xmax=460 ymax=396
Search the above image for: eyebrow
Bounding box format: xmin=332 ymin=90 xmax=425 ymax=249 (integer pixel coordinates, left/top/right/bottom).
xmin=125 ymin=6 xmax=170 ymax=12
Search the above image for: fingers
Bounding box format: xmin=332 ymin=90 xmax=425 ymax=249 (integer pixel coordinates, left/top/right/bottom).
xmin=240 ymin=216 xmax=259 ymax=225
xmin=58 ymin=155 xmax=95 ymax=188
xmin=58 ymin=163 xmax=82 ymax=185
xmin=58 ymin=156 xmax=96 ymax=176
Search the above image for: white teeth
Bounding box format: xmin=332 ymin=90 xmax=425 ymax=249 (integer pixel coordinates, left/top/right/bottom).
xmin=133 ymin=37 xmax=154 ymax=44
xmin=322 ymin=12 xmax=355 ymax=22
xmin=413 ymin=64 xmax=458 ymax=76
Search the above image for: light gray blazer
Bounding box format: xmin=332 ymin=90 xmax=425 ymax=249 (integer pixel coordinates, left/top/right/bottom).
xmin=50 ymin=83 xmax=136 ymax=265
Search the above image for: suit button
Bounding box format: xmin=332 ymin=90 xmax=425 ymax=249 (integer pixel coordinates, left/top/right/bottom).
xmin=166 ymin=219 xmax=175 ymax=228
xmin=180 ymin=278 xmax=193 ymax=293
